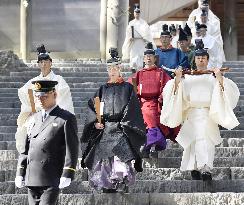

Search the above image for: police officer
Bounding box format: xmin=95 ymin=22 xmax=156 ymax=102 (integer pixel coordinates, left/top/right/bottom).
xmin=15 ymin=80 xmax=79 ymax=205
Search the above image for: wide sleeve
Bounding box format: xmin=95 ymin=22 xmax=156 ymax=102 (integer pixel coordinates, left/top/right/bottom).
xmin=56 ymin=76 xmax=74 ymax=114
xmin=209 ymin=78 xmax=240 ymax=130
xmin=17 ymin=80 xmax=33 ymax=127
xmin=62 ymin=114 xmax=79 ymax=180
xmin=122 ymin=24 xmax=132 ymax=60
xmin=80 ymin=88 xmax=101 ymax=143
xmin=120 ymin=86 xmax=146 ymax=152
xmin=160 ymin=79 xmax=184 ymax=128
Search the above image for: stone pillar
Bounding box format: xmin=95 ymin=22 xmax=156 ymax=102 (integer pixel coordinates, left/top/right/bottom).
xmin=106 ymin=0 xmax=120 ymax=59
xmin=117 ymin=0 xmax=129 ymax=57
xmin=224 ymin=0 xmax=237 ymax=60
xmin=20 ymin=0 xmax=31 ymax=61
xmin=100 ymin=0 xmax=107 ymax=63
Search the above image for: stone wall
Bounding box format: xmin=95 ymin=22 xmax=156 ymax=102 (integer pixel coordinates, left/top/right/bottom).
xmin=0 ymin=0 xmax=101 ymax=58
xmin=0 ymin=0 xmax=20 ymax=54
xmin=31 ymin=0 xmax=101 ymax=55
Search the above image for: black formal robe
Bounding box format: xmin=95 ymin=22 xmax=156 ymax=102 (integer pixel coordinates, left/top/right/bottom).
xmin=80 ymin=82 xmax=146 ymax=170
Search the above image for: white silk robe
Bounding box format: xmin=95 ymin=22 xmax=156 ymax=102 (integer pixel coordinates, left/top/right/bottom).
xmin=187 ymin=8 xmax=225 ymax=63
xmin=15 ymin=70 xmax=74 ymax=152
xmin=160 ymin=74 xmax=240 ymax=171
xmin=122 ymin=18 xmax=155 ymax=70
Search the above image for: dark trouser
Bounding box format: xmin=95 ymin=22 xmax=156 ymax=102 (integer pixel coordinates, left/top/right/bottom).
xmin=27 ymin=186 xmax=60 ymax=205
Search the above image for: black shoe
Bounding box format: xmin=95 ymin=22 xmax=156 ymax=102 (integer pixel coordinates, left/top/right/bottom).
xmin=191 ymin=170 xmax=201 ymax=180
xmin=141 ymin=149 xmax=150 ymax=158
xmin=102 ymin=188 xmax=118 ymax=193
xmin=134 ymin=157 xmax=143 ymax=172
xmin=201 ymin=172 xmax=212 ymax=181
xmin=116 ymin=182 xmax=128 ymax=193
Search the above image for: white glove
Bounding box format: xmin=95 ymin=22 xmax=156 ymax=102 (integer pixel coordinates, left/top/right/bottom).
xmin=58 ymin=177 xmax=71 ymax=189
xmin=15 ymin=176 xmax=25 ymax=188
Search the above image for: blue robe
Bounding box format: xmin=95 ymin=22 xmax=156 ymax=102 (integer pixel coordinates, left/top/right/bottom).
xmin=155 ymin=47 xmax=189 ymax=77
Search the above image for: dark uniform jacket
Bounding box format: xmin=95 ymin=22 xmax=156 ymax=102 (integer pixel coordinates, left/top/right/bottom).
xmin=16 ymin=106 xmax=79 ymax=187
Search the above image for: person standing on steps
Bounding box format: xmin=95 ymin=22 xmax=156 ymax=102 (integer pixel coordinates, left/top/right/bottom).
xmin=122 ymin=3 xmax=155 ymax=73
xmin=15 ymin=80 xmax=79 ymax=205
xmin=160 ymin=40 xmax=240 ymax=181
xmin=155 ymin=24 xmax=189 ymax=78
xmin=178 ymin=27 xmax=195 ymax=70
xmin=80 ymin=48 xmax=146 ymax=193
xmin=15 ymin=44 xmax=74 ymax=155
xmin=128 ymin=42 xmax=177 ymax=158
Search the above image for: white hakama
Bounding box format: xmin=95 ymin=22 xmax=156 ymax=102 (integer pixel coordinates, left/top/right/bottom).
xmin=160 ymin=74 xmax=239 ymax=171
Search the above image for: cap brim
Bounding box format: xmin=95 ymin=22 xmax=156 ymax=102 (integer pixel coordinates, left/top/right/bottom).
xmin=34 ymin=91 xmax=47 ymax=97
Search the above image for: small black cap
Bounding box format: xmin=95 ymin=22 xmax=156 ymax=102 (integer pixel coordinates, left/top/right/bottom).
xmin=32 ymin=80 xmax=58 ymax=95
xmin=178 ymin=28 xmax=188 ymax=41
xmin=184 ymin=23 xmax=192 ymax=37
xmin=36 ymin=44 xmax=52 ymax=63
xmin=134 ymin=3 xmax=140 ymax=13
xmin=107 ymin=48 xmax=120 ymax=65
xmin=161 ymin=24 xmax=171 ymax=36
xmin=194 ymin=39 xmax=208 ymax=56
xmin=144 ymin=42 xmax=155 ymax=55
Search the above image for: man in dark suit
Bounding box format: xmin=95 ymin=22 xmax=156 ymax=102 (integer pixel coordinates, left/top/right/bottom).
xmin=15 ymin=80 xmax=79 ymax=205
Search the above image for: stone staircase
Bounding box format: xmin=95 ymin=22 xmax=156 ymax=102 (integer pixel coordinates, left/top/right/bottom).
xmin=0 ymin=61 xmax=243 ymax=204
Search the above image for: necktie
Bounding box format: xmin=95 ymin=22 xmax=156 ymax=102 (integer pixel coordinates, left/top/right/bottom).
xmin=42 ymin=112 xmax=47 ymax=122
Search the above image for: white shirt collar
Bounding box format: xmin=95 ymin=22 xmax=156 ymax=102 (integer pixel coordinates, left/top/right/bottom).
xmin=42 ymin=104 xmax=57 ymax=117
xmin=39 ymin=70 xmax=54 ymax=80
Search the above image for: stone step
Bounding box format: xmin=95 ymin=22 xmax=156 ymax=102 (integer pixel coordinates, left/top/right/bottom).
xmin=3 ymin=138 xmax=244 ymax=151
xmin=2 ymin=192 xmax=244 ymax=205
xmin=157 ymin=147 xmax=244 ymax=158
xmin=0 ymin=76 xmax=109 ymax=83
xmin=2 ymin=157 xmax=244 ymax=171
xmin=3 ymin=147 xmax=244 ymax=161
xmin=25 ymin=63 xmax=107 ymax=68
xmin=9 ymin=71 xmax=132 ymax=78
xmin=0 ymin=169 xmax=88 ymax=183
xmin=224 ymin=72 xmax=244 ymax=77
xmin=168 ymin=138 xmax=244 ymax=148
xmin=2 ymin=167 xmax=244 ymax=183
xmin=0 ymin=87 xmax=100 ymax=94
xmin=0 ymin=92 xmax=93 ymax=98
xmin=2 ymin=179 xmax=244 ymax=194
xmin=0 ymin=96 xmax=91 ymax=103
xmin=0 ymin=125 xmax=85 ymax=133
xmin=0 ymin=82 xmax=103 ymax=89
xmin=0 ymin=150 xmax=18 ymax=161
xmin=143 ymin=157 xmax=244 ymax=168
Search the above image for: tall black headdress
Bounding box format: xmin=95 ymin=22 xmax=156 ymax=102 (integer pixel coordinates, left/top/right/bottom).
xmin=36 ymin=44 xmax=52 ymax=63
xmin=169 ymin=24 xmax=176 ymax=33
xmin=107 ymin=48 xmax=121 ymax=65
xmin=202 ymin=0 xmax=209 ymax=6
xmin=161 ymin=24 xmax=171 ymax=36
xmin=144 ymin=42 xmax=155 ymax=55
xmin=184 ymin=23 xmax=192 ymax=37
xmin=201 ymin=9 xmax=208 ymax=17
xmin=178 ymin=27 xmax=188 ymax=41
xmin=195 ymin=21 xmax=201 ymax=32
xmin=134 ymin=3 xmax=140 ymax=13
xmin=194 ymin=39 xmax=208 ymax=56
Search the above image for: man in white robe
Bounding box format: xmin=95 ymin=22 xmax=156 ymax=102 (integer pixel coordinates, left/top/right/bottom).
xmin=187 ymin=0 xmax=225 ymax=62
xmin=122 ymin=4 xmax=155 ymax=72
xmin=193 ymin=24 xmax=222 ymax=68
xmin=16 ymin=45 xmax=74 ymax=153
xmin=160 ymin=40 xmax=240 ymax=181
